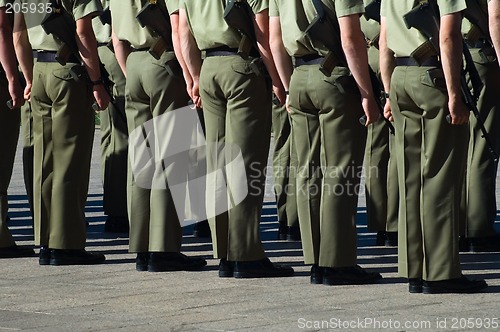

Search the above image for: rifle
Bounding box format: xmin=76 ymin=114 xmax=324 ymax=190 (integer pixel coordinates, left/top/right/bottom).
xmin=136 ymin=1 xmax=173 ymax=60
xmin=41 ymin=1 xmax=115 ymax=112
xmin=99 ymin=6 xmax=111 ymax=26
xmin=223 ymin=0 xmax=257 ymax=59
xmin=463 ymin=0 xmax=496 ymax=63
xmin=364 ymin=0 xmax=381 ymax=23
xmin=305 ymin=0 xmax=394 ymax=134
xmin=404 ymin=0 xmax=498 ymax=162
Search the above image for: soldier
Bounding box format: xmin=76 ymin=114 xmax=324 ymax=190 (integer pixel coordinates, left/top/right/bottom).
xmin=360 ymin=1 xmax=398 ymax=247
xmin=110 ymin=0 xmax=207 ymax=272
xmin=93 ymin=1 xmax=129 ymax=234
xmin=270 ymin=0 xmax=382 ymax=285
xmin=179 ymin=0 xmax=294 ymax=278
xmin=272 ymin=102 xmax=300 ymax=242
xmin=16 ymin=0 xmax=109 ymax=265
xmin=460 ymin=0 xmax=500 ymax=252
xmin=380 ymin=0 xmax=487 ymax=293
xmin=0 ymin=0 xmax=34 ymax=258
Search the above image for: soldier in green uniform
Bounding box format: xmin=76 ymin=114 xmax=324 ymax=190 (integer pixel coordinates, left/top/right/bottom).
xmin=93 ymin=0 xmax=129 ymax=234
xmin=272 ymin=103 xmax=299 ymax=242
xmin=179 ymin=0 xmax=294 ymax=278
xmin=110 ymin=0 xmax=206 ymax=272
xmin=0 ymin=0 xmax=34 ymax=258
xmin=360 ymin=4 xmax=398 ymax=247
xmin=270 ymin=0 xmax=382 ymax=285
xmin=16 ymin=0 xmax=109 ymax=265
xmin=460 ymin=0 xmax=500 ymax=252
xmin=380 ymin=0 xmax=487 ymax=293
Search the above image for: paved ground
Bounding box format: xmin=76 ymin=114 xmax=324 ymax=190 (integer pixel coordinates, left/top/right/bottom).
xmin=1 ymin=129 xmax=500 ymax=332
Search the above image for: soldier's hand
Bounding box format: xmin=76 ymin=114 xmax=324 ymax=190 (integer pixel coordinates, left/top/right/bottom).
xmin=24 ymin=82 xmax=32 ymax=102
xmin=448 ymin=99 xmax=469 ymax=125
xmin=92 ymin=84 xmax=111 ymax=111
xmin=192 ymin=80 xmax=202 ymax=108
xmin=7 ymin=80 xmax=25 ymax=109
xmin=384 ymin=99 xmax=393 ymax=122
xmin=272 ymin=84 xmax=286 ymax=106
xmin=361 ymin=96 xmax=379 ymax=126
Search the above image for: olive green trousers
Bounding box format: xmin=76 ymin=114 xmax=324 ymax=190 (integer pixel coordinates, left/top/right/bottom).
xmin=391 ymin=66 xmax=468 ymax=281
xmin=200 ymin=55 xmax=271 ymax=262
xmin=31 ymin=61 xmax=94 ymax=249
xmin=289 ymin=65 xmax=366 ymax=268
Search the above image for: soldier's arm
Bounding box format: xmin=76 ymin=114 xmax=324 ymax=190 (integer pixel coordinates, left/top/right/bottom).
xmin=339 ymin=13 xmax=378 ymax=125
xmin=111 ymin=27 xmax=131 ymax=77
xmin=253 ymin=9 xmax=285 ymax=105
xmin=171 ymin=11 xmax=193 ymax=99
xmin=269 ymin=16 xmax=292 ymax=110
xmin=489 ymin=0 xmax=500 ymax=64
xmin=13 ymin=12 xmax=33 ymax=101
xmin=440 ymin=12 xmax=468 ymax=125
xmin=75 ymin=14 xmax=110 ymax=110
xmin=0 ymin=7 xmax=23 ymax=108
xmin=379 ymin=16 xmax=394 ymax=121
xmin=179 ymin=8 xmax=202 ymax=107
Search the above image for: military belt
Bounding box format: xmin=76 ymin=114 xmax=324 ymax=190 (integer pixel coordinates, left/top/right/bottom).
xmin=205 ymin=46 xmax=240 ymax=57
xmin=294 ymin=54 xmax=324 ymax=67
xmin=395 ymin=56 xmax=440 ymax=67
xmin=36 ymin=51 xmax=79 ymax=64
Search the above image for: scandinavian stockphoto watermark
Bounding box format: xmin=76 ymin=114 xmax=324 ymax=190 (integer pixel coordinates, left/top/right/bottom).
xmin=128 ymin=105 xmax=248 ymax=227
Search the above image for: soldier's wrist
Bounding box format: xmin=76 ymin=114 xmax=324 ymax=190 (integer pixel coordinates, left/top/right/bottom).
xmin=91 ymin=78 xmax=105 ymax=86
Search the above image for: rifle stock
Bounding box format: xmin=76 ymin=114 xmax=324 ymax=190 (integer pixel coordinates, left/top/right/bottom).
xmin=136 ymin=2 xmax=173 ymax=60
xmin=364 ymin=0 xmax=381 ymax=23
xmin=223 ymin=0 xmax=257 ymax=59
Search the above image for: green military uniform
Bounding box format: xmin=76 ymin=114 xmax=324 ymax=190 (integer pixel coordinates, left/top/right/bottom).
xmin=360 ymin=6 xmax=398 ymax=243
xmin=26 ymin=0 xmax=103 ymax=249
xmin=461 ymin=0 xmax=500 ymax=241
xmin=110 ymin=0 xmax=189 ymax=253
xmin=93 ymin=0 xmax=129 ymax=229
xmin=181 ymin=0 xmax=272 ymax=261
xmin=20 ymin=100 xmax=34 ymax=221
xmin=272 ymin=103 xmax=299 ymax=240
xmin=0 ymin=0 xmax=21 ymax=248
xmin=381 ymin=0 xmax=468 ymax=281
xmin=271 ymin=0 xmax=368 ymax=268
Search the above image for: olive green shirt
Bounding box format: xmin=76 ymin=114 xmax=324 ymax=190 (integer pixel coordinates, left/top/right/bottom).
xmin=381 ymin=0 xmax=466 ymax=57
xmin=110 ymin=0 xmax=176 ymax=49
xmin=24 ymin=0 xmax=102 ymax=51
xmin=93 ymin=0 xmax=110 ymax=44
xmin=0 ymin=0 xmax=10 ymax=7
xmin=180 ymin=0 xmax=268 ymax=50
xmin=269 ymin=0 xmax=364 ymax=57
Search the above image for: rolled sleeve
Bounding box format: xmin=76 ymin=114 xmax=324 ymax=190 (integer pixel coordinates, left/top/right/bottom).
xmin=437 ymin=0 xmax=466 ymax=16
xmin=166 ymin=0 xmax=179 ymax=15
xmin=269 ymin=0 xmax=279 ymax=16
xmin=334 ymin=0 xmax=364 ymax=17
xmin=72 ymin=0 xmax=103 ymax=21
xmin=249 ymin=0 xmax=268 ymax=14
